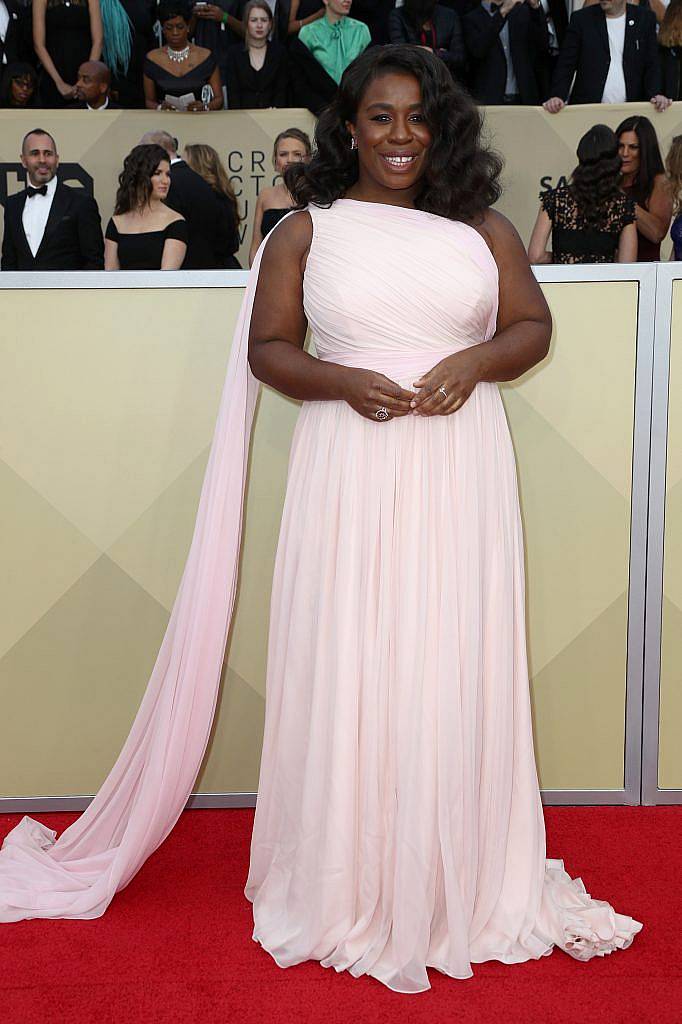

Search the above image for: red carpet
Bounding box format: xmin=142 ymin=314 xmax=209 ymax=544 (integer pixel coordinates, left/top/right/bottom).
xmin=1 ymin=807 xmax=679 ymax=1023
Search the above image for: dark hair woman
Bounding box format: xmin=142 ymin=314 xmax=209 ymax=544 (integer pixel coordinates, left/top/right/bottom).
xmin=243 ymin=45 xmax=639 ymax=985
xmin=143 ymin=0 xmax=223 ymax=111
xmin=616 ymin=115 xmax=673 ymax=261
xmin=387 ymin=0 xmax=466 ymax=80
xmin=32 ymin=0 xmax=103 ymax=107
xmin=0 ymin=62 xmax=39 ymax=108
xmin=184 ymin=142 xmax=243 ymax=268
xmin=248 ymin=127 xmax=312 ymax=265
xmin=658 ymin=0 xmax=682 ymax=101
xmin=286 ymin=45 xmax=501 ymax=220
xmin=0 ymin=45 xmax=643 ymax=978
xmin=105 ymin=143 xmax=188 ymax=269
xmin=225 ymin=0 xmax=288 ymax=109
xmin=528 ymin=124 xmax=637 ymax=264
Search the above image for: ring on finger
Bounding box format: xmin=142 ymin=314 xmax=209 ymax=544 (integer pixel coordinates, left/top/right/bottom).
xmin=375 ymin=406 xmax=390 ymax=421
xmin=438 ymin=385 xmax=448 ymax=399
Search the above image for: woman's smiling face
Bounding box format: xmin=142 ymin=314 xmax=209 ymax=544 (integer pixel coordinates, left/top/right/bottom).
xmin=346 ymin=72 xmax=432 ymax=201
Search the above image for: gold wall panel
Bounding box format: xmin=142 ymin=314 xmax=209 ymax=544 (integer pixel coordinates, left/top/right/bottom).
xmin=659 ymin=281 xmax=682 ymax=789
xmin=0 ymin=281 xmax=636 ymax=797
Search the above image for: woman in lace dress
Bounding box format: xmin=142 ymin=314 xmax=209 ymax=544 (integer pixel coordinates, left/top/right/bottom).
xmin=528 ymin=124 xmax=637 ymax=265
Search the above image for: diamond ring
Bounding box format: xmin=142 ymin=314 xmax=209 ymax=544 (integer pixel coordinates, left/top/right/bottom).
xmin=438 ymin=385 xmax=448 ymax=399
xmin=375 ymin=406 xmax=390 ymax=421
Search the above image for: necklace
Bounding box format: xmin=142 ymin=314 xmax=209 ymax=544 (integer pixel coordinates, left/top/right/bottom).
xmin=167 ymin=44 xmax=190 ymax=63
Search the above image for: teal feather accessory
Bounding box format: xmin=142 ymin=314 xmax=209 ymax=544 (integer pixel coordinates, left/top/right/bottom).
xmin=101 ymin=0 xmax=134 ymax=79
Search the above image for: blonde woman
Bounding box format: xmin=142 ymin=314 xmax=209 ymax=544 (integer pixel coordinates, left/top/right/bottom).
xmin=666 ymin=136 xmax=682 ymax=260
xmin=248 ymin=128 xmax=312 ymax=266
xmin=184 ymin=143 xmax=243 ymax=269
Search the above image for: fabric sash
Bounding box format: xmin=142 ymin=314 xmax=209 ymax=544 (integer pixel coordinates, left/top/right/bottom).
xmin=0 ymin=228 xmax=275 ymax=922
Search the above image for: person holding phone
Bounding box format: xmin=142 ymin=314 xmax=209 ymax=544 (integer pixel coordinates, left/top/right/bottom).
xmin=143 ymin=0 xmax=223 ymax=111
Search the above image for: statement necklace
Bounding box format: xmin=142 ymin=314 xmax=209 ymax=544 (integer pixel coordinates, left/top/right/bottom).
xmin=167 ymin=44 xmax=190 ymax=63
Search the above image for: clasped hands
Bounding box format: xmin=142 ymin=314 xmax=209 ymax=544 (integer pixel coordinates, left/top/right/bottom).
xmin=344 ymin=349 xmax=482 ymax=422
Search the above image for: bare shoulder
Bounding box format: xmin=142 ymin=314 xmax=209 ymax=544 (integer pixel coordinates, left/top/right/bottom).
xmin=262 ymin=209 xmax=312 ymax=255
xmin=475 ymin=208 xmax=526 ymax=257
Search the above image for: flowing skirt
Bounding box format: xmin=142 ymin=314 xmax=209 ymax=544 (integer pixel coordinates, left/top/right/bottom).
xmin=244 ymin=371 xmax=642 ymax=993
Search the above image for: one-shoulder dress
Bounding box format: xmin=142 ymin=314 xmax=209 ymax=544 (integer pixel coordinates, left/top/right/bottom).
xmin=244 ymin=199 xmax=642 ymax=992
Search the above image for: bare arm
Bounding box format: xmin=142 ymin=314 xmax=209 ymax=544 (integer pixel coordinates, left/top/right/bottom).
xmin=248 ymin=191 xmax=265 ymax=267
xmin=634 ymin=174 xmax=673 ymax=244
xmin=248 ymin=213 xmax=416 ymax=420
xmin=104 ymin=238 xmax=120 ymax=270
xmin=411 ymin=211 xmax=551 ymax=415
xmin=161 ymin=237 xmax=187 ymax=269
xmin=617 ymin=221 xmax=638 ymax=263
xmin=144 ymin=71 xmax=158 ymax=109
xmin=33 ymin=0 xmax=75 ymax=96
xmin=88 ymin=0 xmax=103 ymax=59
xmin=288 ymin=0 xmax=324 ymax=33
xmin=527 ymin=207 xmax=553 ymax=265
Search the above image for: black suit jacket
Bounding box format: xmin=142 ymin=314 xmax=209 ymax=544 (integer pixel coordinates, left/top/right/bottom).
xmin=225 ymin=41 xmax=288 ymax=108
xmin=463 ymin=2 xmax=549 ymax=104
xmin=1 ymin=181 xmax=104 ymax=271
xmin=550 ymin=4 xmax=661 ymax=104
xmin=289 ymin=36 xmax=339 ymax=115
xmin=165 ymin=159 xmax=222 ymax=270
xmin=388 ymin=5 xmax=466 ymax=77
xmin=0 ymin=0 xmax=32 ymax=65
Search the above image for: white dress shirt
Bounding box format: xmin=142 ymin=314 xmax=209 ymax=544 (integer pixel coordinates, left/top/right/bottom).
xmin=87 ymin=96 xmax=110 ymax=110
xmin=601 ymin=12 xmax=627 ymax=104
xmin=22 ymin=174 xmax=59 ymax=257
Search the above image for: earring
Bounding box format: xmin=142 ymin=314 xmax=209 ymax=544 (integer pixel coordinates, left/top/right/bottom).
xmin=350 ymin=136 xmax=357 ymax=150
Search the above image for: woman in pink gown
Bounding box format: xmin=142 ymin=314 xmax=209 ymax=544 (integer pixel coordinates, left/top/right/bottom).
xmin=0 ymin=46 xmax=641 ymax=992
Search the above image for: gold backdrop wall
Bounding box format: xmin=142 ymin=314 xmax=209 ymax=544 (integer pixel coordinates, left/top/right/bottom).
xmin=0 ymin=279 xmax=638 ymax=798
xmin=1 ymin=102 xmax=681 ymax=265
xmin=658 ymin=282 xmax=682 ymax=789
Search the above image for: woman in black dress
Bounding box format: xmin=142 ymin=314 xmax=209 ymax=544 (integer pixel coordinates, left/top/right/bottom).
xmin=143 ymin=0 xmax=223 ymax=110
xmin=184 ymin=143 xmax=243 ymax=268
xmin=105 ymin=144 xmax=188 ymax=270
xmin=248 ymin=127 xmax=311 ymax=265
xmin=225 ymin=0 xmax=288 ymax=109
xmin=528 ymin=124 xmax=637 ymax=265
xmin=33 ymin=0 xmax=103 ymax=107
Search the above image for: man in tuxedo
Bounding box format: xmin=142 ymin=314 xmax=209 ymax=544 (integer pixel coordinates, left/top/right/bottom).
xmin=463 ymin=0 xmax=550 ymax=105
xmin=74 ymin=61 xmax=121 ymax=110
xmin=0 ymin=0 xmax=32 ymax=66
xmin=139 ymin=129 xmax=222 ymax=270
xmin=544 ymin=0 xmax=671 ymax=112
xmin=1 ymin=129 xmax=104 ymax=272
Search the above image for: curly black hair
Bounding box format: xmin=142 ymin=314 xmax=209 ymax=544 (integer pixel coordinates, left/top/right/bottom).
xmin=570 ymin=124 xmax=623 ymax=227
xmin=286 ymin=45 xmax=503 ymax=225
xmin=114 ymin=144 xmax=170 ymax=214
xmin=615 ymin=115 xmax=665 ymax=207
xmin=157 ymin=0 xmax=192 ymax=24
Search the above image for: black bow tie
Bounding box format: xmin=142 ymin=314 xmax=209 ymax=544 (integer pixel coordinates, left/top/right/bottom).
xmin=27 ymin=185 xmax=48 ymax=198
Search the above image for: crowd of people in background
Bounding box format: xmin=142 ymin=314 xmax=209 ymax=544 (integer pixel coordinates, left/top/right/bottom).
xmin=3 ymin=0 xmax=682 ymax=112
xmin=530 ymin=114 xmax=681 ymax=262
xmin=0 ymin=125 xmax=313 ymax=270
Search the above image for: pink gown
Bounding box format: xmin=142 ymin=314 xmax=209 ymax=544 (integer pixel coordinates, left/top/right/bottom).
xmin=0 ymin=200 xmax=641 ymax=993
xmin=244 ymin=200 xmax=642 ymax=991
